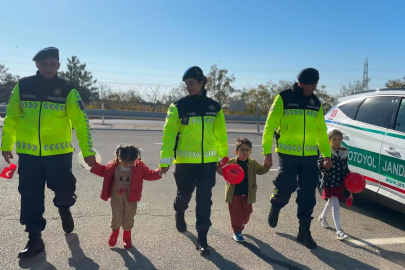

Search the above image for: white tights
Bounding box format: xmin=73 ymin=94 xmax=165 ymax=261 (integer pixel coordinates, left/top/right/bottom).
xmin=320 ymin=196 xmax=341 ymax=231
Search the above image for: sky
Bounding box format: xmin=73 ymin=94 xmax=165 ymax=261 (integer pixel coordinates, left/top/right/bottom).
xmin=1 ymin=0 xmax=404 ymax=95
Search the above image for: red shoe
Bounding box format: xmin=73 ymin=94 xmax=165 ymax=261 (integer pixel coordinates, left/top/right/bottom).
xmin=123 ymin=230 xmax=132 ymax=249
xmin=109 ymin=229 xmax=119 ymax=247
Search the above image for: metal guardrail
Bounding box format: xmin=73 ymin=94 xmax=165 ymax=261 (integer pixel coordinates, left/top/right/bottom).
xmin=0 ymin=105 xmax=266 ymax=125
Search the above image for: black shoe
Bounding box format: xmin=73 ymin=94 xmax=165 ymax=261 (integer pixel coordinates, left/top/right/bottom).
xmin=58 ymin=207 xmax=74 ymax=234
xmin=175 ymin=212 xmax=187 ymax=232
xmin=268 ymin=208 xmax=280 ymax=228
xmin=18 ymin=234 xmax=45 ymax=259
xmin=196 ymin=230 xmax=210 ymax=256
xmin=297 ymin=219 xmax=318 ymax=249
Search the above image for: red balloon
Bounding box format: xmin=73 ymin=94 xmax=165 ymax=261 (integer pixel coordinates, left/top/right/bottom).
xmin=344 ymin=172 xmax=366 ymax=193
xmin=222 ymin=164 xmax=245 ymax=185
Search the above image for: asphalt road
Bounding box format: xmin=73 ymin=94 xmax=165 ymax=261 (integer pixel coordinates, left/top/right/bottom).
xmin=1 ymin=129 xmax=405 ymax=270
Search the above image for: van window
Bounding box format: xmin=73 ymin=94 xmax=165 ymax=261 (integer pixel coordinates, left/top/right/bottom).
xmin=355 ymin=96 xmax=395 ymax=128
xmin=338 ymin=98 xmax=363 ymax=119
xmin=394 ymin=98 xmax=405 ymax=133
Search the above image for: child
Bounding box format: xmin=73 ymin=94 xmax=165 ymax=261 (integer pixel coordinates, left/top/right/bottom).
xmin=317 ymin=129 xmax=350 ymax=240
xmin=90 ymin=144 xmax=162 ymax=249
xmin=218 ymin=138 xmax=270 ymax=242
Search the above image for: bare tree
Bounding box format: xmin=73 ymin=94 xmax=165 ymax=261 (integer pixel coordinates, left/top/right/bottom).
xmin=339 ymin=79 xmax=371 ymax=97
xmin=206 ymin=64 xmax=237 ymax=105
xmin=144 ymin=85 xmax=162 ymax=112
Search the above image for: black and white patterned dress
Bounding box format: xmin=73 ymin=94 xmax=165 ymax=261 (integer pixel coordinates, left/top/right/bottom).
xmin=318 ymin=147 xmax=350 ymax=199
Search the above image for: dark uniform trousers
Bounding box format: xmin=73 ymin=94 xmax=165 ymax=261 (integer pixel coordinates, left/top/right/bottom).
xmin=18 ymin=153 xmax=77 ymax=233
xmin=270 ymin=153 xmax=319 ymax=220
xmin=173 ymin=162 xmax=216 ymax=231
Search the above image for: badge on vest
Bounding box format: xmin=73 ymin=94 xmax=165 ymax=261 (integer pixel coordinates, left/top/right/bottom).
xmin=181 ymin=117 xmax=189 ymax=125
xmin=53 ymin=88 xmax=62 ymax=96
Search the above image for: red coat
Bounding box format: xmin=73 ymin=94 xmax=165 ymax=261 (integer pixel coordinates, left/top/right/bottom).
xmin=90 ymin=160 xmax=162 ymax=202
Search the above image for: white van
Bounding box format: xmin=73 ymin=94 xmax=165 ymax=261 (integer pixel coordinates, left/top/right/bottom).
xmin=325 ymin=88 xmax=405 ymax=214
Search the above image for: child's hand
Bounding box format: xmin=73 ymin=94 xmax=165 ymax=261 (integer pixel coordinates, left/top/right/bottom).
xmin=216 ymin=166 xmax=223 ymax=175
xmin=323 ymin=157 xmax=333 ymax=170
xmin=160 ymin=167 xmax=170 ymax=174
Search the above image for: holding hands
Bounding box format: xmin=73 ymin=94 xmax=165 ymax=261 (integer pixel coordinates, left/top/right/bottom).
xmin=322 ymin=157 xmax=333 ymax=170
xmin=263 ymin=154 xmax=272 ymax=168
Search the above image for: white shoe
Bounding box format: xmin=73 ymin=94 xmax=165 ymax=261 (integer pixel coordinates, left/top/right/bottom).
xmin=318 ymin=215 xmax=330 ymax=228
xmin=337 ymin=230 xmax=348 ymax=240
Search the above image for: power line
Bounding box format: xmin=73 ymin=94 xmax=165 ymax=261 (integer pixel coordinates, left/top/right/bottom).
xmin=2 ymin=54 xmax=403 ymax=74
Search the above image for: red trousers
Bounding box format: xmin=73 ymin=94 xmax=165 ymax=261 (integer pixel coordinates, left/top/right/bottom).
xmin=228 ymin=195 xmax=253 ymax=233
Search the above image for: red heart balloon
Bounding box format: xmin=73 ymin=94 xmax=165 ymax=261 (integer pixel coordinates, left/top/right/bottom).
xmin=344 ymin=172 xmax=366 ymax=193
xmin=222 ymin=164 xmax=245 ymax=185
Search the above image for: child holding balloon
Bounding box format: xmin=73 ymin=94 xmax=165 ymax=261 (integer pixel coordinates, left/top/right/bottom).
xmin=90 ymin=144 xmax=162 ymax=249
xmin=317 ymin=129 xmax=350 ymax=240
xmin=218 ymin=138 xmax=270 ymax=242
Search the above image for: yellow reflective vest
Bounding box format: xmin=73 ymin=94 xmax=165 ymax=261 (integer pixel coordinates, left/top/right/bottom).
xmin=1 ymin=73 xmax=95 ymax=157
xmin=262 ymin=84 xmax=331 ymax=158
xmin=160 ymin=94 xmax=228 ymax=166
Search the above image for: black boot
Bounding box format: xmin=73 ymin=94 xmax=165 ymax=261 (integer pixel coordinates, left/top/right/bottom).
xmin=18 ymin=233 xmax=45 ymax=259
xmin=175 ymin=212 xmax=187 ymax=232
xmin=296 ymin=219 xmax=318 ymax=249
xmin=268 ymin=207 xmax=280 ymax=228
xmin=196 ymin=229 xmax=210 ymax=256
xmin=58 ymin=207 xmax=74 ymax=234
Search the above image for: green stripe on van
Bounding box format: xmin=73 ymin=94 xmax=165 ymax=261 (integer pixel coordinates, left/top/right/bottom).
xmin=326 ymin=120 xmax=405 ymax=140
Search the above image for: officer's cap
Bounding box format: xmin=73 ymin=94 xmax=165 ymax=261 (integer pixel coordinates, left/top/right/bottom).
xmin=183 ymin=66 xmax=205 ymax=82
xmin=297 ymin=68 xmax=319 ymax=85
xmin=33 ymin=47 xmax=59 ymax=61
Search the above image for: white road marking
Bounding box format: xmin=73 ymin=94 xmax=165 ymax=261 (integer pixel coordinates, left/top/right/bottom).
xmin=345 ymin=237 xmax=405 ymax=247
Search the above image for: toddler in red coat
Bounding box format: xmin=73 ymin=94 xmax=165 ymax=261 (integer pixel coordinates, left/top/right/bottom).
xmin=91 ymin=144 xmax=162 ymax=249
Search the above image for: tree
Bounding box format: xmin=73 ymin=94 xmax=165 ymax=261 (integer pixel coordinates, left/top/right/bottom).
xmin=171 ymin=83 xmax=188 ymax=102
xmin=206 ymin=64 xmax=237 ymax=105
xmin=0 ymin=65 xmax=19 ymax=103
xmin=159 ymin=83 xmax=188 ymax=105
xmin=238 ymin=80 xmax=294 ymax=115
xmin=144 ymin=85 xmax=162 ymax=112
xmin=385 ymin=79 xmax=404 ymax=88
xmin=316 ymin=85 xmax=338 ymax=114
xmin=238 ymin=80 xmax=336 ymax=115
xmin=59 ymin=56 xmax=98 ymax=103
xmin=339 ymin=79 xmax=371 ymax=97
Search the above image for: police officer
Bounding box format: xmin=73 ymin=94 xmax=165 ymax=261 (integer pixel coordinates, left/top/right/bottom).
xmin=1 ymin=47 xmax=96 ymax=258
xmin=160 ymin=66 xmax=228 ymax=256
xmin=262 ymin=68 xmax=332 ymax=249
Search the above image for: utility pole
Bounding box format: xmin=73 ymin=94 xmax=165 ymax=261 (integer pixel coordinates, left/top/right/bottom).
xmin=362 ymin=58 xmax=369 ymax=90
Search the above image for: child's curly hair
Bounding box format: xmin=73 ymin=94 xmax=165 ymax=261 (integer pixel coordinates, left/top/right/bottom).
xmin=115 ymin=144 xmax=142 ymax=163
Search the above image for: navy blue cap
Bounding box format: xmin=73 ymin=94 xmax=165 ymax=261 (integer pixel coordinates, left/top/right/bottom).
xmin=297 ymin=68 xmax=319 ymax=84
xmin=183 ymin=66 xmax=205 ymax=81
xmin=33 ymin=47 xmax=59 ymax=61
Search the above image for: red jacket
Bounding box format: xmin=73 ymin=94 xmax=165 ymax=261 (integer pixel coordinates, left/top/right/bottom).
xmin=90 ymin=160 xmax=161 ymax=202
